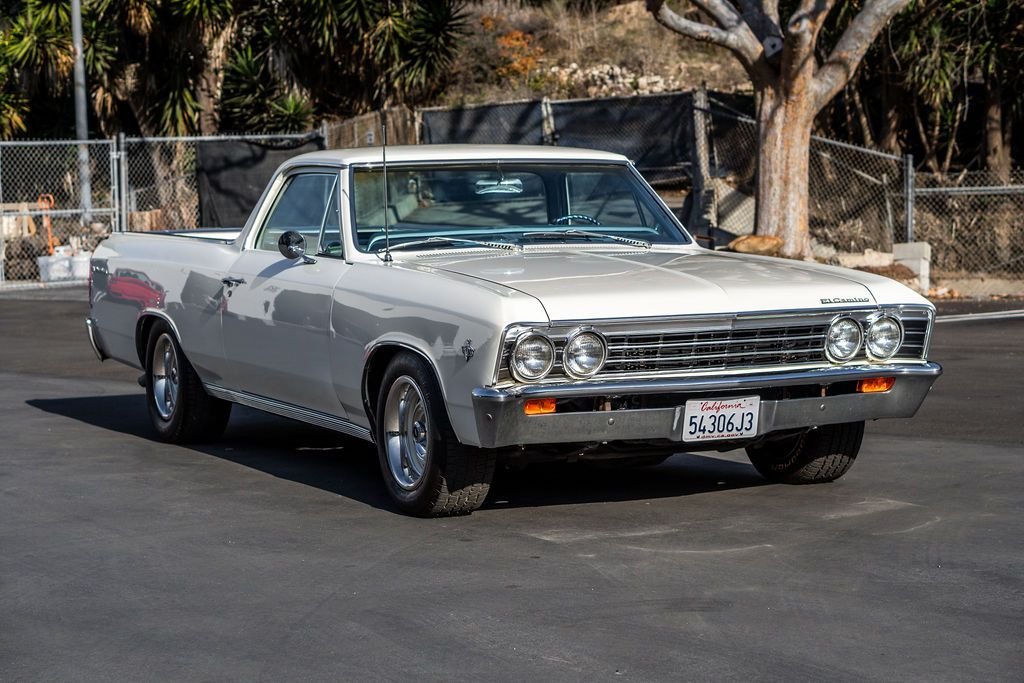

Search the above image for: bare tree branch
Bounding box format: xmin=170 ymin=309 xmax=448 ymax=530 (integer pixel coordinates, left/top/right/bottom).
xmin=781 ymin=0 xmax=836 ymax=83
xmin=646 ymin=0 xmax=773 ymax=84
xmin=647 ymin=0 xmax=738 ymax=48
xmin=689 ymin=0 xmax=745 ymax=30
xmin=814 ymin=0 xmax=912 ymax=108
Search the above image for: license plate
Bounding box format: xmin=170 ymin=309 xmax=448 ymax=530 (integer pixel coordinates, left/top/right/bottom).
xmin=682 ymin=396 xmax=760 ymax=442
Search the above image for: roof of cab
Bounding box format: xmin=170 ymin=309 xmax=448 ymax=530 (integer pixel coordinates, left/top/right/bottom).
xmin=282 ymin=144 xmax=630 ymax=167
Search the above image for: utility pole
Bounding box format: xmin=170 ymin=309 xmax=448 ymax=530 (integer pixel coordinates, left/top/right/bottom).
xmin=71 ymin=0 xmax=92 ymax=223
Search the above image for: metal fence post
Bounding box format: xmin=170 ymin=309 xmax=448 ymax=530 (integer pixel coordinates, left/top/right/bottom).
xmin=903 ymin=153 xmax=915 ymax=243
xmin=118 ymin=132 xmax=128 ymax=232
xmin=0 ymin=145 xmax=5 ymax=285
xmin=541 ymin=97 xmax=557 ymax=145
xmin=108 ymin=139 xmax=119 ymax=233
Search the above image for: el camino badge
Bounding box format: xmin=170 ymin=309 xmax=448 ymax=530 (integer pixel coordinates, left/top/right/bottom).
xmin=820 ymin=296 xmax=870 ymax=304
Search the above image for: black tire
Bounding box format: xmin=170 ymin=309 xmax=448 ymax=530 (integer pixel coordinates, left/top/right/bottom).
xmin=745 ymin=421 xmax=864 ymax=484
xmin=145 ymin=320 xmax=231 ymax=443
xmin=374 ymin=352 xmax=495 ymax=517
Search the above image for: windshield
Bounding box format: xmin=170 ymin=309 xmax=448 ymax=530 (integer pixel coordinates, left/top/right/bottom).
xmin=350 ymin=162 xmax=690 ymax=252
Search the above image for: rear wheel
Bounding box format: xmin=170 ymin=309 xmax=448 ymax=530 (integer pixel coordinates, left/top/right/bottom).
xmin=745 ymin=421 xmax=864 ymax=484
xmin=375 ymin=352 xmax=494 ymax=516
xmin=145 ymin=320 xmax=231 ymax=443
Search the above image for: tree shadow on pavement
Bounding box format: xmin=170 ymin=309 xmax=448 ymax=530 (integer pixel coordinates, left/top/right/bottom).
xmin=27 ymin=393 xmax=768 ymax=513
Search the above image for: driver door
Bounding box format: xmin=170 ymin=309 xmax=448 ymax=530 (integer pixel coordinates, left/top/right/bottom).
xmin=218 ymin=169 xmax=348 ymax=416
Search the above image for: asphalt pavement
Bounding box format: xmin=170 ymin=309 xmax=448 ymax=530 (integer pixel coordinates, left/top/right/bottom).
xmin=1 ymin=289 xmax=1021 ymax=681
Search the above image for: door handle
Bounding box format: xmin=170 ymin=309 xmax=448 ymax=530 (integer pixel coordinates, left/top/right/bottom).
xmin=221 ymin=277 xmax=246 ymax=287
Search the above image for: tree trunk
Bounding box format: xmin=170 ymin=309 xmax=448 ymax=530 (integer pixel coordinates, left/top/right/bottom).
xmin=755 ymin=84 xmax=815 ymax=259
xmin=984 ymin=77 xmax=1011 ymax=183
xmin=197 ymin=21 xmax=236 ymax=135
xmin=878 ymin=43 xmax=902 ymax=155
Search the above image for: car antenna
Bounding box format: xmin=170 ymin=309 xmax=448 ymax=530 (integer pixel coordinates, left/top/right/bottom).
xmin=379 ymin=0 xmax=394 ymax=264
xmin=381 ymin=112 xmax=393 ymax=263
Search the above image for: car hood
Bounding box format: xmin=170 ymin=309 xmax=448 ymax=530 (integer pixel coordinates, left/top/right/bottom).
xmin=415 ymin=248 xmax=894 ymax=321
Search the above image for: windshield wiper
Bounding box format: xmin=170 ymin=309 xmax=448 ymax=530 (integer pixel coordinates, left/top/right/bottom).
xmin=379 ymin=236 xmax=518 ymax=253
xmin=520 ymin=229 xmax=651 ymax=249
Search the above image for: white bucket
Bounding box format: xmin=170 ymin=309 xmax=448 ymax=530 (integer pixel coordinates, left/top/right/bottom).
xmin=37 ymin=255 xmax=73 ymax=282
xmin=71 ymin=252 xmax=92 ymax=280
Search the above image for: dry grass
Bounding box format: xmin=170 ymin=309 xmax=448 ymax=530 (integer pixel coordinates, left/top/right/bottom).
xmin=439 ymin=0 xmax=749 ymax=106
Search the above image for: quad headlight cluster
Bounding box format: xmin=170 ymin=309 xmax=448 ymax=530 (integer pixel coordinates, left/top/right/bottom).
xmin=509 ymin=314 xmax=907 ymax=383
xmin=509 ymin=328 xmax=607 ymax=382
xmin=826 ymin=315 xmax=903 ymax=362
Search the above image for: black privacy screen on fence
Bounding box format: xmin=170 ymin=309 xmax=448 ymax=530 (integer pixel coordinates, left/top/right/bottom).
xmin=421 ymin=93 xmax=696 ymax=186
xmin=421 ymin=101 xmax=546 ymax=145
xmin=551 ymin=93 xmax=692 ymax=185
xmin=196 ymin=135 xmax=325 ymax=228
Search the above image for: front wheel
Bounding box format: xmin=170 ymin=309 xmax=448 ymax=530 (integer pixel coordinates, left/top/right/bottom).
xmin=745 ymin=421 xmax=864 ymax=484
xmin=375 ymin=352 xmax=495 ymax=517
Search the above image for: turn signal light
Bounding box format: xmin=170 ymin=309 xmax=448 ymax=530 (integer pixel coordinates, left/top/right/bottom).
xmin=524 ymin=398 xmax=557 ymax=415
xmin=857 ymin=377 xmax=896 ymax=393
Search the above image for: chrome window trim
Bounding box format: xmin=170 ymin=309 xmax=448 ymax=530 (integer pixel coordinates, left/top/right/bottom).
xmin=346 ymin=160 xmax=692 ymax=254
xmin=245 ymin=165 xmax=343 ymax=252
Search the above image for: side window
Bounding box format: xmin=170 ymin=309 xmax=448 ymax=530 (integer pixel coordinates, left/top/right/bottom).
xmin=257 ymin=173 xmax=337 ymax=254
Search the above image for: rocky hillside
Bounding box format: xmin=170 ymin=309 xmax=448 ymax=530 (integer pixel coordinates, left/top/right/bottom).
xmin=439 ymin=1 xmax=750 ymax=106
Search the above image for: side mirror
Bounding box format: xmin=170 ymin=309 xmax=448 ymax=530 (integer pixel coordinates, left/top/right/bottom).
xmin=278 ymin=231 xmax=315 ymax=264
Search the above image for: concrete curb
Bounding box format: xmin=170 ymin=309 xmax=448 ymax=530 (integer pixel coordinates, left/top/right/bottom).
xmin=935 ymin=309 xmax=1024 ymax=323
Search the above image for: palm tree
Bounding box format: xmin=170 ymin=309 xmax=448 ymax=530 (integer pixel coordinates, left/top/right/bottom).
xmin=0 ymin=0 xmax=465 ymax=138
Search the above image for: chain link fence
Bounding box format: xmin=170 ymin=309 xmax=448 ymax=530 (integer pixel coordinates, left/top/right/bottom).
xmin=704 ymin=108 xmax=908 ymax=257
xmin=0 ymin=140 xmax=116 ymax=284
xmin=705 ymin=107 xmax=1022 ymax=296
xmin=2 ymin=93 xmax=1021 ymax=296
xmin=913 ymin=170 xmax=1024 ymax=297
xmin=121 ymin=137 xmax=201 ymax=232
xmin=323 ymin=107 xmax=418 ymax=149
xmin=121 ymin=133 xmax=322 ymax=234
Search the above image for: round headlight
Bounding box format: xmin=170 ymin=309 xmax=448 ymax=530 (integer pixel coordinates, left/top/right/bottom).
xmin=826 ymin=317 xmax=862 ymax=362
xmin=511 ymin=333 xmax=555 ymax=381
xmin=563 ymin=330 xmax=607 ymax=378
xmin=866 ymin=316 xmax=902 ymax=360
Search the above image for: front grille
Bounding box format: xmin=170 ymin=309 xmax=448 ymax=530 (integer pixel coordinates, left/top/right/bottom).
xmin=896 ymin=317 xmax=929 ymax=359
xmin=496 ymin=307 xmax=933 ymax=384
xmin=603 ymin=324 xmax=828 ymax=375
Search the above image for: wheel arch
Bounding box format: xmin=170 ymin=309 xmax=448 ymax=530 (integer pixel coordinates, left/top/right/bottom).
xmin=361 ymin=341 xmax=456 ymax=438
xmin=134 ymin=310 xmax=182 ymax=367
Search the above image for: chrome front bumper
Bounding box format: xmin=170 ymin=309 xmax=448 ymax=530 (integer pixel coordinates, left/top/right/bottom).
xmin=471 ymin=363 xmax=942 ymax=449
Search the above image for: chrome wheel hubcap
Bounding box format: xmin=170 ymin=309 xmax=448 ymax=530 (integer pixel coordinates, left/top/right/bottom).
xmin=151 ymin=333 xmax=180 ymax=421
xmin=383 ymin=376 xmax=429 ymax=490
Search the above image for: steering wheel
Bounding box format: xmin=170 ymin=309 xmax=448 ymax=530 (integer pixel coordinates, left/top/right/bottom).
xmin=552 ymin=213 xmax=601 ymax=226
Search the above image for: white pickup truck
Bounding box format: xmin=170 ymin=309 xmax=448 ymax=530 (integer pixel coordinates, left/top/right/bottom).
xmin=87 ymin=145 xmax=941 ymax=516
